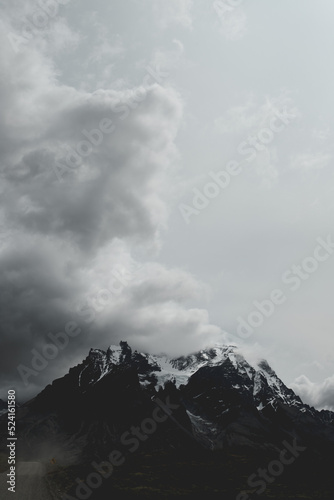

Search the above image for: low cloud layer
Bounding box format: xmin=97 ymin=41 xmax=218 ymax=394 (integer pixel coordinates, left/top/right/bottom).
xmin=291 ymin=375 xmax=334 ymax=412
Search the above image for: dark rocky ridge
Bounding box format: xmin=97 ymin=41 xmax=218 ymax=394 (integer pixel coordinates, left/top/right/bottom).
xmin=8 ymin=341 xmax=333 ymax=454
xmin=1 ymin=341 xmax=334 ymax=499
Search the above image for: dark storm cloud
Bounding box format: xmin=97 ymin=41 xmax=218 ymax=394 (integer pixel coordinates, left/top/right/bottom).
xmin=0 ymin=9 xmax=223 ymax=400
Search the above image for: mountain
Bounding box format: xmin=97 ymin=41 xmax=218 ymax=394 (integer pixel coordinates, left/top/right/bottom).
xmin=16 ymin=341 xmax=334 ymax=450
xmin=1 ymin=341 xmax=334 ymax=499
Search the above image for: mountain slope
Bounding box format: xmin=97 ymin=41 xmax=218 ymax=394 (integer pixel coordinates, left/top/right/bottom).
xmin=12 ymin=341 xmax=332 ymax=454
xmin=1 ymin=341 xmax=334 ymax=499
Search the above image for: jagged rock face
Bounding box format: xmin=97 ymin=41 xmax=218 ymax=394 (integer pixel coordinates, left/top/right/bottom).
xmin=34 ymin=342 xmax=308 ymax=414
xmin=6 ymin=341 xmax=334 ymax=458
xmin=64 ymin=343 xmax=162 ymax=394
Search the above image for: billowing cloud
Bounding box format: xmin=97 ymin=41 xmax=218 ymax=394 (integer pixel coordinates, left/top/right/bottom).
xmin=291 ymin=374 xmax=334 ymax=411
xmin=0 ymin=2 xmax=224 ymax=401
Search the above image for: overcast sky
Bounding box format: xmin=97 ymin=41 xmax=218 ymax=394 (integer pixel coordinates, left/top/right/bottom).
xmin=0 ymin=0 xmax=334 ymax=411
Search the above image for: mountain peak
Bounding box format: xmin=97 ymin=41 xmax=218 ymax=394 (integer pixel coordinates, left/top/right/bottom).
xmin=10 ymin=339 xmax=334 ymax=460
xmin=71 ymin=342 xmax=314 ymax=421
